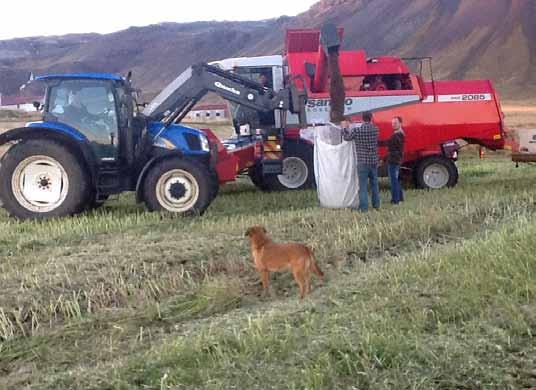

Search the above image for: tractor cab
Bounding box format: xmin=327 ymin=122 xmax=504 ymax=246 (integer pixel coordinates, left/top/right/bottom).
xmin=36 ymin=74 xmax=138 ymax=165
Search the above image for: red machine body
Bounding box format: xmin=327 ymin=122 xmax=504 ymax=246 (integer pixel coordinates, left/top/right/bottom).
xmin=284 ymin=28 xmax=506 ymax=158
xmin=209 ymin=27 xmax=506 ymax=190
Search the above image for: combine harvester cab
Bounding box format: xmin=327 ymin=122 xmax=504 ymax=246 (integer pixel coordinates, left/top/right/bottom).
xmin=213 ymin=27 xmax=507 ymax=190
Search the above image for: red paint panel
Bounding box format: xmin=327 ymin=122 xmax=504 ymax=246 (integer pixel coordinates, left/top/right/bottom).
xmin=231 ymin=145 xmax=257 ymax=172
xmin=200 ymin=128 xmax=238 ymax=183
xmin=339 ymin=51 xmax=368 ymax=76
xmin=369 ymin=98 xmax=505 ymax=163
xmin=429 ymin=80 xmax=493 ymax=95
xmin=286 ymin=28 xmax=344 ymax=53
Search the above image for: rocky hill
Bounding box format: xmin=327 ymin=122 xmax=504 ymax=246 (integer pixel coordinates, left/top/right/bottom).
xmin=1 ymin=0 xmax=534 ymax=99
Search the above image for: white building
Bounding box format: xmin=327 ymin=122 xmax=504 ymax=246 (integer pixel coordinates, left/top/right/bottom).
xmin=185 ymin=104 xmax=229 ymax=123
xmin=0 ymin=93 xmax=43 ymax=112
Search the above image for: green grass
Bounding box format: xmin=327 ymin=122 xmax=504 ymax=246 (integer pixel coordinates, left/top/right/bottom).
xmin=0 ymin=153 xmax=535 ymax=389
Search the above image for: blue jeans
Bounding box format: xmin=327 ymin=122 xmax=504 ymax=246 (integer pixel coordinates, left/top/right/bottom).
xmin=388 ymin=164 xmax=404 ymax=204
xmin=357 ymin=164 xmax=380 ymax=211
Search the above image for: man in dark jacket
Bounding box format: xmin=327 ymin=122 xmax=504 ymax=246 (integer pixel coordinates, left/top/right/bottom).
xmin=342 ymin=111 xmax=381 ymax=211
xmin=382 ymin=116 xmax=406 ymax=204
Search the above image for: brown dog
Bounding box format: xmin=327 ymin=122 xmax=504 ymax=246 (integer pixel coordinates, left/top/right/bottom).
xmin=245 ymin=226 xmax=324 ymax=299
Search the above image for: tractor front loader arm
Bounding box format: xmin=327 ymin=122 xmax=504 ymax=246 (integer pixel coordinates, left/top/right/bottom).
xmin=143 ymin=63 xmax=307 ymax=128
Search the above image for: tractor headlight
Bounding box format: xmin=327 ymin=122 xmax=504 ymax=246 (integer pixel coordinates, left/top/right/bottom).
xmin=200 ymin=134 xmax=210 ymax=152
xmin=154 ymin=136 xmax=175 ymax=150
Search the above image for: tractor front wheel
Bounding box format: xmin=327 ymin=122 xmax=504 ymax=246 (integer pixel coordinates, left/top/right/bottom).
xmin=143 ymin=158 xmax=213 ymax=215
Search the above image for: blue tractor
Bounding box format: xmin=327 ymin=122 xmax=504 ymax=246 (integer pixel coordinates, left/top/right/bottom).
xmin=0 ymin=65 xmax=306 ymax=219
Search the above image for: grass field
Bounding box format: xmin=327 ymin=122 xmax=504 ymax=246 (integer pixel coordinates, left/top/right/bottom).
xmin=0 ymin=106 xmax=535 ymax=389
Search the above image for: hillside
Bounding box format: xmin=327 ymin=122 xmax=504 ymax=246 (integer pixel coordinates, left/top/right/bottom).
xmin=0 ymin=21 xmax=277 ymax=98
xmin=1 ymin=0 xmax=535 ymax=98
xmin=250 ymin=0 xmax=536 ymax=97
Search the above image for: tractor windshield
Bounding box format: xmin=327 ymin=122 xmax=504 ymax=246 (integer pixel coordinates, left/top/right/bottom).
xmin=47 ymin=79 xmax=118 ymax=145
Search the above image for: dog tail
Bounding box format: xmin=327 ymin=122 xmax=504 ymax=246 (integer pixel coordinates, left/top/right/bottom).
xmin=307 ymin=247 xmax=324 ymax=279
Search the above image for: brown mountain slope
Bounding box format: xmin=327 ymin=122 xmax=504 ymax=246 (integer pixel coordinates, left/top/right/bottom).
xmin=250 ymin=0 xmax=536 ymax=97
xmin=0 ymin=21 xmax=277 ymax=97
xmin=0 ymin=0 xmax=534 ymax=98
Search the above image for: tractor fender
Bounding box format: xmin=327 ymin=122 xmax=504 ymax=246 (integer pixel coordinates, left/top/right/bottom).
xmin=0 ymin=126 xmax=99 ymax=184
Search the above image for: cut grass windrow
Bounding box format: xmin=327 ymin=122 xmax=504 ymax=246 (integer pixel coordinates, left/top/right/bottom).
xmin=34 ymin=215 xmax=536 ymax=390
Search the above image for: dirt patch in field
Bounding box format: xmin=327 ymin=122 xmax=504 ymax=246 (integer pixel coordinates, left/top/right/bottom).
xmin=0 ymin=111 xmax=40 ymax=160
xmin=502 ymin=102 xmax=536 ymax=130
xmin=0 ymin=110 xmax=41 ymax=131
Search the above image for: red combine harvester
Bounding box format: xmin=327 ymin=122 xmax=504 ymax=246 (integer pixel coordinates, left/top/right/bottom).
xmin=209 ymin=27 xmax=506 ymax=190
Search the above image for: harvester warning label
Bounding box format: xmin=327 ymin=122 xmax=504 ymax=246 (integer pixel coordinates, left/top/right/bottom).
xmin=437 ymin=93 xmax=492 ymax=103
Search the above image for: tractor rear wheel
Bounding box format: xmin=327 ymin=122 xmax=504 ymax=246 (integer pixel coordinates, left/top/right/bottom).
xmin=414 ymin=156 xmax=459 ymax=189
xmin=143 ymin=158 xmax=213 ymax=215
xmin=0 ymin=139 xmax=90 ymax=220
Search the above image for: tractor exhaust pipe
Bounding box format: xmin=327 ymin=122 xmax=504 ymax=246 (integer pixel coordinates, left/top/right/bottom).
xmin=321 ymin=23 xmax=346 ymax=124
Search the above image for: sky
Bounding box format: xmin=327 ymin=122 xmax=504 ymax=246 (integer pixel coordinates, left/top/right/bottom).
xmin=0 ymin=0 xmax=319 ymax=40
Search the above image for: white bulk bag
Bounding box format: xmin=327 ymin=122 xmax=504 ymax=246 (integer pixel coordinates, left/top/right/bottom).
xmin=313 ymin=124 xmax=359 ymax=209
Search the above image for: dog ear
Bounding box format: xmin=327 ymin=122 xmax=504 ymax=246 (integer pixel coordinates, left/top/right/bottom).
xmin=262 ymin=226 xmax=267 ymax=234
xmin=245 ymin=227 xmax=252 ymax=237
